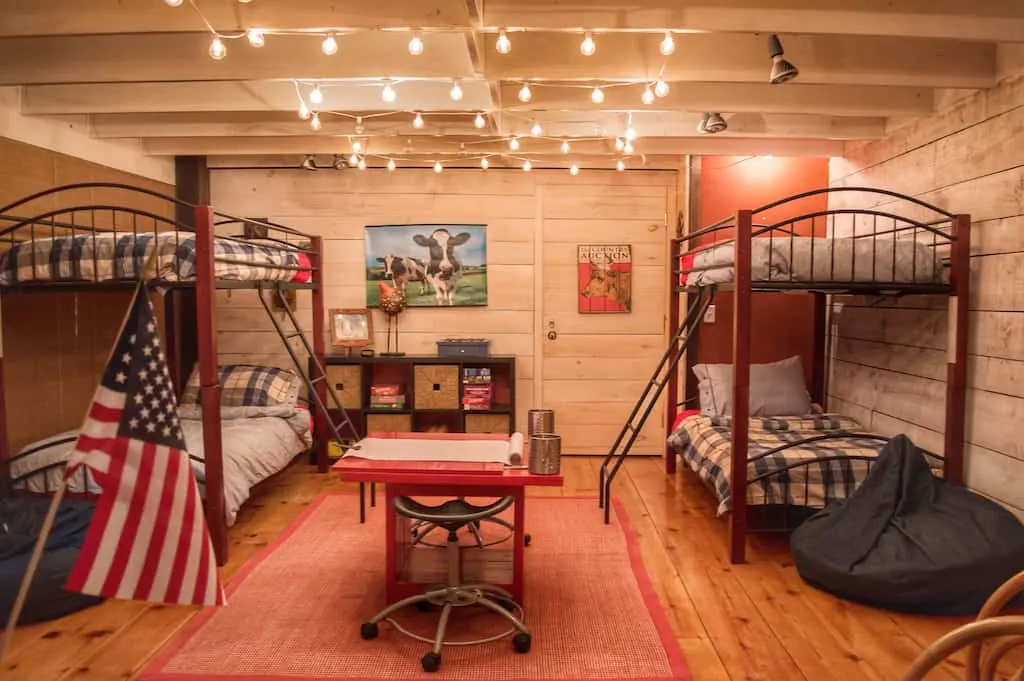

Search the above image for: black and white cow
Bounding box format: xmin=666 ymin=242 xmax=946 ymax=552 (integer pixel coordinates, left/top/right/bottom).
xmin=412 ymin=228 xmax=471 ymax=306
xmin=375 ymin=254 xmax=429 ymax=294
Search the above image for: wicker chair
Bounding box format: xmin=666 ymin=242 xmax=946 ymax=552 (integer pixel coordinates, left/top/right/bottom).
xmin=902 ymin=570 xmax=1024 ymax=681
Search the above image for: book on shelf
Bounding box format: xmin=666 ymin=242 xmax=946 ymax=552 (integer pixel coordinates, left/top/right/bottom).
xmin=370 ymin=384 xmax=406 ymax=409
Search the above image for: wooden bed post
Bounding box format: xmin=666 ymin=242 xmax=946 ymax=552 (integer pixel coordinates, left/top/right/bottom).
xmin=944 ymin=214 xmax=970 ymax=486
xmin=811 ymin=292 xmax=828 ymax=408
xmin=310 ymin=235 xmax=329 ymax=473
xmin=193 ymin=205 xmax=228 ymax=566
xmin=665 ymin=237 xmax=680 ymax=475
xmin=729 ymin=209 xmax=753 ymax=565
xmin=0 ymin=293 xmax=8 ymax=496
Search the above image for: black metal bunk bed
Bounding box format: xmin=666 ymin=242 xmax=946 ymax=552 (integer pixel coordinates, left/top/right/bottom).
xmin=598 ymin=186 xmax=970 ymax=564
xmin=0 ymin=182 xmax=361 ymax=565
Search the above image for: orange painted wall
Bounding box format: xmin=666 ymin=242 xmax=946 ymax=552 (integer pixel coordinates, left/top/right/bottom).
xmin=693 ymin=155 xmax=830 ymax=387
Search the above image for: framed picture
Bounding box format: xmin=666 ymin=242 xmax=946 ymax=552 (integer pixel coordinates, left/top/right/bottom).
xmin=578 ymin=244 xmax=632 ymax=313
xmin=329 ymin=308 xmax=373 ymax=347
xmin=364 ymin=224 xmax=488 ymax=308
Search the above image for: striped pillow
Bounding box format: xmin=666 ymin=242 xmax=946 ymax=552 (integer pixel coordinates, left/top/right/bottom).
xmin=180 ymin=364 xmax=301 ymax=408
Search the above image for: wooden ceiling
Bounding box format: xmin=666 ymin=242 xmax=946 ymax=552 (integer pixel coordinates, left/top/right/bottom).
xmin=1 ymin=0 xmax=1021 ymax=170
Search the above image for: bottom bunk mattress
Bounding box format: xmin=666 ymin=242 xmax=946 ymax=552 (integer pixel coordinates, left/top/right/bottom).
xmin=7 ymin=409 xmax=312 ymax=526
xmin=667 ymin=413 xmax=886 ymax=516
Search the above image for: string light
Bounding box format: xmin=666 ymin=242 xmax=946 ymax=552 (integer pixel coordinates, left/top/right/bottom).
xmin=591 ymin=87 xmax=605 ymax=104
xmin=624 ymin=113 xmax=637 ymax=141
xmin=413 ymin=112 xmax=424 ymax=129
xmin=450 ymin=79 xmax=463 ymax=101
xmin=434 ymin=161 xmax=443 ymax=173
xmin=387 ymin=158 xmax=396 ymax=171
xmin=615 ymin=137 xmax=624 ymax=151
xmin=322 ymin=33 xmax=338 ymax=56
xmin=660 ymin=32 xmax=675 ymax=56
xmin=310 ymin=112 xmax=321 ymax=131
xmin=474 ymin=112 xmax=486 ymax=128
xmin=297 ymin=102 xmax=310 ymax=120
xmin=509 ymin=136 xmax=520 ymax=151
xmin=641 ymin=86 xmax=655 ymax=105
xmin=496 ymin=30 xmax=512 ymax=54
xmin=208 ymin=36 xmax=227 ymax=60
xmin=246 ymin=29 xmax=265 ymax=48
xmin=523 ymin=160 xmax=533 ymax=172
xmin=518 ymin=83 xmax=533 ymax=103
xmin=381 ymin=79 xmax=397 ymax=103
xmin=408 ymin=31 xmax=424 ymax=56
xmin=309 ymin=85 xmax=324 ymax=105
xmin=349 ymin=153 xmax=360 ymax=165
xmin=580 ymin=31 xmax=596 ymax=56
xmin=481 ymin=157 xmax=489 ymax=169
xmin=616 ymin=159 xmax=625 ymax=171
xmin=623 ymin=140 xmax=634 ymax=153
xmin=570 ymin=163 xmax=579 ymax=176
xmin=358 ymin=158 xmax=367 ymax=170
xmin=164 ymin=0 xmax=183 ymax=6
xmin=561 ymin=140 xmax=570 ymax=153
xmin=530 ymin=121 xmax=543 ymax=136
xmin=654 ymin=79 xmax=670 ymax=97
xmin=352 ymin=140 xmax=363 ymax=153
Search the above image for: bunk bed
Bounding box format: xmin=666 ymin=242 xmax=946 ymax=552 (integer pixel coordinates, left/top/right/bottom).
xmin=0 ymin=182 xmax=330 ymax=566
xmin=664 ymin=187 xmax=970 ymax=564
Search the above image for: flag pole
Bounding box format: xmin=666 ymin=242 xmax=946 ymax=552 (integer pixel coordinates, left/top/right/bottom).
xmin=0 ymin=249 xmax=162 ymax=662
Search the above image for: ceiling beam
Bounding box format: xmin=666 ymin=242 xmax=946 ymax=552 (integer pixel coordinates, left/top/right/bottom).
xmin=139 ymin=134 xmax=845 ymax=157
xmin=481 ymin=0 xmax=1024 ymax=42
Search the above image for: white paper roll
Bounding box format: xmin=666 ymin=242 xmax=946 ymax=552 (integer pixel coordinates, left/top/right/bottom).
xmin=507 ymin=431 xmax=525 ymax=465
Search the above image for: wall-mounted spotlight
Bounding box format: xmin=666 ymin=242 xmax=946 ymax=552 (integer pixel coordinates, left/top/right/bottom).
xmin=300 ymin=155 xmax=318 ymax=171
xmin=768 ymin=34 xmax=799 ymax=84
xmin=697 ymin=112 xmax=728 ymax=134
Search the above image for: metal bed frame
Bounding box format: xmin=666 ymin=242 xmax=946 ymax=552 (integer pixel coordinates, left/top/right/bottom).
xmin=0 ymin=181 xmax=349 ymax=566
xmin=600 ymin=186 xmax=970 ymax=564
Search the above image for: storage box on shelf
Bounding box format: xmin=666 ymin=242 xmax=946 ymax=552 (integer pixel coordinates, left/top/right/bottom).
xmin=312 ymin=354 xmax=517 ymax=461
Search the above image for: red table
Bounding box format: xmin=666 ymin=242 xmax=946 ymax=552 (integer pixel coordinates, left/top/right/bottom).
xmin=332 ymin=432 xmax=563 ymax=603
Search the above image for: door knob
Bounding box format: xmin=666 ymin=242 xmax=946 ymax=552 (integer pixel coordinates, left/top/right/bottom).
xmin=547 ymin=330 xmax=558 ymax=340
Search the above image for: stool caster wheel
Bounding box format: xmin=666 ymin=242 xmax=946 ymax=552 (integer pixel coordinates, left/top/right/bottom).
xmin=524 ymin=533 xmax=532 ymax=547
xmin=512 ymin=632 xmax=532 ymax=653
xmin=421 ymin=651 xmax=442 ymax=673
xmin=359 ymin=622 xmax=378 ymax=640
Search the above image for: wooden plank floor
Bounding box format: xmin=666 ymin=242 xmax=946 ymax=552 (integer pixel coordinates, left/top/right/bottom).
xmin=3 ymin=456 xmax=1020 ymax=681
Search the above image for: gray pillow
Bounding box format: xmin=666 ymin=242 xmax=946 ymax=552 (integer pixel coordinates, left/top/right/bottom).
xmin=693 ymin=355 xmax=811 ymax=417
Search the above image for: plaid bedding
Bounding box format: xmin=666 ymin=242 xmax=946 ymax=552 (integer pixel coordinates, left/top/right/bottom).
xmin=667 ymin=413 xmax=885 ymax=516
xmin=180 ymin=364 xmax=302 ymax=408
xmin=0 ymin=231 xmax=305 ymax=284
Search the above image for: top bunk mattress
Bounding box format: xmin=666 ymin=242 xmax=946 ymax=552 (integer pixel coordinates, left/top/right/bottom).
xmin=0 ymin=231 xmax=312 ymax=285
xmin=679 ymin=236 xmax=947 ymax=288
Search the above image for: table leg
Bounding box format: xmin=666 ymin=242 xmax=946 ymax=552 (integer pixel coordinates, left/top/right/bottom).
xmin=512 ymin=488 xmax=526 ymax=603
xmin=385 ymin=486 xmax=398 ymax=603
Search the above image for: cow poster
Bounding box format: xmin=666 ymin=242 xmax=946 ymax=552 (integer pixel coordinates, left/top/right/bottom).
xmin=364 ymin=224 xmax=488 ymax=307
xmin=578 ymin=244 xmax=632 ymax=313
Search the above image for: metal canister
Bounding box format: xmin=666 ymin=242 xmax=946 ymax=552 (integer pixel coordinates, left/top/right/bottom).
xmin=528 ymin=434 xmax=562 ymax=475
xmin=527 ymin=409 xmax=555 ymax=438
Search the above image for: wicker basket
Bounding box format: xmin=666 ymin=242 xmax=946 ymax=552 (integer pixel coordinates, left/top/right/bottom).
xmin=413 ymin=364 xmax=460 ymax=410
xmin=325 ymin=365 xmax=362 ymax=409
xmin=366 ymin=413 xmax=413 ymax=433
xmin=465 ymin=413 xmax=511 ymax=434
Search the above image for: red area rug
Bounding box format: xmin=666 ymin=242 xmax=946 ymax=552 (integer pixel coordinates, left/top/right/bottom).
xmin=139 ymin=494 xmax=691 ymax=681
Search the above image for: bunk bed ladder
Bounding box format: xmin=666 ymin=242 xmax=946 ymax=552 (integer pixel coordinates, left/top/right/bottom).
xmin=597 ymin=286 xmax=716 ymax=524
xmin=256 ymin=287 xmax=375 ymax=521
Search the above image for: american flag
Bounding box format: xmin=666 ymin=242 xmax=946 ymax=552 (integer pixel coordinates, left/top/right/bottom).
xmin=63 ymin=289 xmax=225 ymax=607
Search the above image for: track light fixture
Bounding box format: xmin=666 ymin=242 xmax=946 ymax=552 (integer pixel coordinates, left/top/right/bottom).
xmin=697 ymin=112 xmax=728 ymax=134
xmin=300 ymin=155 xmax=318 ymax=171
xmin=768 ymin=34 xmax=799 ymax=84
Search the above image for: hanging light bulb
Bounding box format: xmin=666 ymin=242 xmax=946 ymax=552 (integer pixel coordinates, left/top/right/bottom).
xmin=310 ymin=113 xmax=322 ymax=131
xmin=616 ymin=159 xmax=625 ymax=172
xmin=660 ymin=32 xmax=675 ymax=56
xmin=614 ymin=137 xmax=624 ymax=152
xmin=386 ymin=158 xmax=396 ymax=171
xmin=624 ymin=113 xmax=637 ymax=141
xmin=518 ymin=83 xmax=532 ymax=103
xmin=641 ymin=86 xmax=655 ymax=105
xmin=591 ymin=87 xmax=605 ymax=104
xmin=321 ymin=32 xmax=338 ymax=56
xmin=358 ymin=158 xmax=367 ymax=170
xmin=523 ymin=160 xmax=533 ymax=172
xmin=413 ymin=112 xmax=425 ymax=129
xmin=530 ymin=121 xmax=543 ymax=136
xmin=450 ymin=79 xmax=463 ymax=101
xmin=208 ymin=36 xmax=227 ymax=60
xmin=408 ymin=31 xmax=424 ymax=56
xmin=580 ymin=31 xmax=596 ymax=56
xmin=297 ymin=101 xmax=311 ymax=120
xmin=481 ymin=157 xmax=489 ymax=169
xmin=474 ymin=112 xmax=486 ymax=129
xmin=381 ymin=79 xmax=397 ymax=103
xmin=560 ymin=140 xmax=570 ymax=154
xmin=570 ymin=163 xmax=579 ymax=176
xmin=508 ymin=136 xmax=520 ymax=151
xmin=496 ymin=30 xmax=512 ymax=54
xmin=352 ymin=140 xmax=363 ymax=154
xmin=165 ymin=0 xmax=184 ymax=6
xmin=623 ymin=140 xmax=634 ymax=154
xmin=309 ymin=85 xmax=324 ymax=105
xmin=246 ymin=29 xmax=265 ymax=48
xmin=349 ymin=153 xmax=360 ymax=165
xmin=654 ymin=79 xmax=670 ymax=97
xmin=434 ymin=161 xmax=443 ymax=173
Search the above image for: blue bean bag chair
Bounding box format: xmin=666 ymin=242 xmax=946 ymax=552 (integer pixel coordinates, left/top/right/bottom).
xmin=791 ymin=435 xmax=1024 ymax=615
xmin=0 ymin=496 xmax=104 ymax=624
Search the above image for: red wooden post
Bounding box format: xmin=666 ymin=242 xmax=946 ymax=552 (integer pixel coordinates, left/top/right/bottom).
xmin=944 ymin=214 xmax=970 ymax=486
xmin=665 ymin=237 xmax=680 ymax=475
xmin=193 ymin=205 xmax=227 ymax=565
xmin=309 ymin=235 xmax=329 ymax=473
xmin=811 ymin=292 xmax=828 ymax=409
xmin=729 ymin=209 xmax=753 ymax=565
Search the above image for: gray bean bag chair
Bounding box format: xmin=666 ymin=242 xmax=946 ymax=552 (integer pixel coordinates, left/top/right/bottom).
xmin=791 ymin=435 xmax=1024 ymax=615
xmin=0 ymin=496 xmax=104 ymax=624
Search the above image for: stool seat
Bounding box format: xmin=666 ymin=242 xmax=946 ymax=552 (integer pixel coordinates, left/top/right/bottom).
xmin=394 ymin=496 xmax=515 ymax=533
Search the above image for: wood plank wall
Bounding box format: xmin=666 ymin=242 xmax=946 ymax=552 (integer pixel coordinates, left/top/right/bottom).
xmin=828 ymin=72 xmax=1024 ymax=517
xmin=209 ymin=168 xmax=675 ymax=447
xmin=0 ymin=137 xmax=174 ymax=451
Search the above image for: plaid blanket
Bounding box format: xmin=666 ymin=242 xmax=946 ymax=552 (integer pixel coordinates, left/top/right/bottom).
xmin=0 ymin=231 xmax=304 ymax=284
xmin=667 ymin=413 xmax=885 ymax=516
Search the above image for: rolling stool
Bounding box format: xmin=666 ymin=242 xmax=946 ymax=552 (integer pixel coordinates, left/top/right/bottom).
xmin=360 ymin=495 xmax=531 ymax=673
xmin=409 ymin=506 xmax=531 ymax=550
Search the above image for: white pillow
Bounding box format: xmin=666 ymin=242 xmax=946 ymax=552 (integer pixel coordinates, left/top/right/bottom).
xmin=693 ymin=355 xmax=811 ymax=417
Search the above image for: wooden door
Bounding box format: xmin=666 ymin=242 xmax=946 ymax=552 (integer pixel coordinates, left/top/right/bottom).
xmin=537 ymin=172 xmax=675 ymax=455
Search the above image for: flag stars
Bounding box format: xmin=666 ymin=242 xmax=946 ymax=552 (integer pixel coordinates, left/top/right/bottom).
xmin=115 ymin=371 xmax=127 ymax=384
xmin=146 ymin=321 xmax=155 ymax=334
xmin=162 ymin=426 xmax=171 ymax=437
xmin=129 ymin=418 xmax=139 ymax=429
xmin=143 ymin=345 xmax=153 ymax=357
xmin=121 ymin=352 xmax=131 ymax=364
xmin=146 ymin=422 xmax=156 ymax=433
